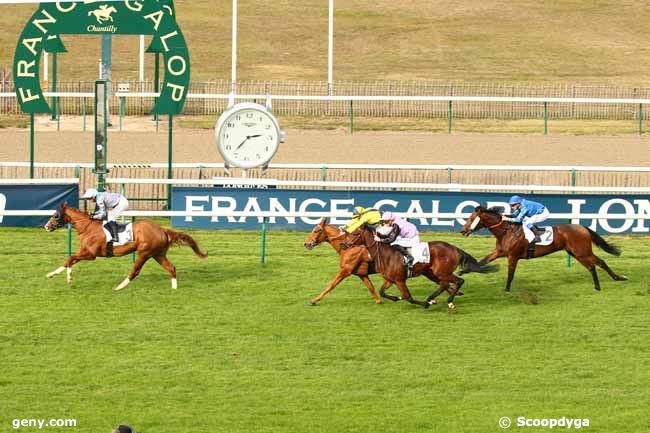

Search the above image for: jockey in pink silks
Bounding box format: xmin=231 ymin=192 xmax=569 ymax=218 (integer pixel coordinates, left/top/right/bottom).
xmin=376 ymin=211 xmax=421 ymax=269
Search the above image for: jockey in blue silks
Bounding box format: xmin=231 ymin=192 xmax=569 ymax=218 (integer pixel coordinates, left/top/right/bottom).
xmin=502 ymin=195 xmax=550 ymax=243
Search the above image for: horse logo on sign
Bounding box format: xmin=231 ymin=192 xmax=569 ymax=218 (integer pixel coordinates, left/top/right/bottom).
xmin=88 ymin=5 xmax=117 ymax=24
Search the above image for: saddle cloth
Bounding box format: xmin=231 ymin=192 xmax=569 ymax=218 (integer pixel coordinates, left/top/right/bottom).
xmin=408 ymin=242 xmax=430 ymax=264
xmin=102 ymin=222 xmax=134 ymax=246
xmin=532 ymin=226 xmax=554 ymax=246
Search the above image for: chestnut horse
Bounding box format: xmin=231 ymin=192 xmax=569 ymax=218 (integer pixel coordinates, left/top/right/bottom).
xmin=44 ymin=202 xmax=208 ymax=291
xmin=460 ymin=206 xmax=628 ymax=292
xmin=303 ymin=218 xmax=382 ymax=305
xmin=351 ymin=225 xmax=498 ymax=309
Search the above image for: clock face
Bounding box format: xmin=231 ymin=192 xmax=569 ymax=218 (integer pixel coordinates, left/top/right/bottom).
xmin=216 ymin=104 xmax=280 ymax=169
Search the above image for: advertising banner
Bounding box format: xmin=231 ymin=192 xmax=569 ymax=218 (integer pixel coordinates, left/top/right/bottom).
xmin=171 ymin=187 xmax=650 ymax=234
xmin=0 ymin=184 xmax=79 ymax=227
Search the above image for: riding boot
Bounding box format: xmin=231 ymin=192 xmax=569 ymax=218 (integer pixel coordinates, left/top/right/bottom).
xmin=392 ymin=245 xmax=414 ymax=275
xmin=108 ymin=221 xmax=119 ymax=243
xmin=527 ymin=240 xmax=536 ymax=259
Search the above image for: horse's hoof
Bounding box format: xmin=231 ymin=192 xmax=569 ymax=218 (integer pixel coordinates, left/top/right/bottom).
xmin=424 ymin=303 xmax=431 ymax=309
xmin=374 ymin=300 xmax=382 ymax=305
xmin=308 ymin=299 xmax=318 ymax=306
xmin=448 ymin=302 xmax=455 ymax=310
xmin=618 ymin=275 xmax=629 ymax=281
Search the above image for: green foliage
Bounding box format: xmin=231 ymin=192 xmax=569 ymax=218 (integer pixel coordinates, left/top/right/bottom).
xmin=1 ymin=227 xmax=648 ymax=433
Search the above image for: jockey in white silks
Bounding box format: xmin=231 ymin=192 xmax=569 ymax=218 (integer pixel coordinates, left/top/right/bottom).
xmin=82 ymin=188 xmax=128 ymax=243
xmin=375 ymin=211 xmax=421 ymax=269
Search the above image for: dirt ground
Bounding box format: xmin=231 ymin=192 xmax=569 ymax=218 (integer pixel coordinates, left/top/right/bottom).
xmin=1 ymin=116 xmax=649 ymax=166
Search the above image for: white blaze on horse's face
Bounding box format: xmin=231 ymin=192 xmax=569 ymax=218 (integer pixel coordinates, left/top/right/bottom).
xmin=470 ymin=215 xmax=481 ymax=230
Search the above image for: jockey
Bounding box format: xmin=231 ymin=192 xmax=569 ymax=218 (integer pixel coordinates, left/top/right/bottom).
xmin=376 ymin=211 xmax=420 ymax=268
xmin=344 ymin=206 xmax=381 ymax=233
xmin=503 ymin=195 xmax=550 ymax=243
xmin=82 ymin=188 xmax=128 ymax=243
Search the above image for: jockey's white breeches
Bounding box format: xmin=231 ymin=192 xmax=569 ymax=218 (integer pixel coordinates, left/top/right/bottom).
xmin=108 ymin=197 xmax=129 ymax=222
xmin=392 ymin=235 xmax=421 ymax=249
xmin=522 ymin=208 xmax=550 ymax=242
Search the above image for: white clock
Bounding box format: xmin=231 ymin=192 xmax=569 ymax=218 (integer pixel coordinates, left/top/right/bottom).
xmin=215 ymin=102 xmax=284 ymax=170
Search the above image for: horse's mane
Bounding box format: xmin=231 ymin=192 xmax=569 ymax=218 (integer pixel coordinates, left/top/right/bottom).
xmin=479 ymin=205 xmax=505 ymax=216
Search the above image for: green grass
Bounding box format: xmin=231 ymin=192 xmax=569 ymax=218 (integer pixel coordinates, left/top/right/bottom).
xmin=1 ymin=227 xmax=649 ymax=432
xmin=2 ymin=1 xmax=650 ymax=84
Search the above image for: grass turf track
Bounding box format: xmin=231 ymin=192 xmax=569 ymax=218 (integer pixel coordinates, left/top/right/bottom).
xmin=1 ymin=226 xmax=649 ymax=433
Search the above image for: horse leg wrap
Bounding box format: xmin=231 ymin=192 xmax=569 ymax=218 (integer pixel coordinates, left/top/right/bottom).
xmin=114 ymin=278 xmax=131 ymax=292
xmin=171 ymin=278 xmax=178 ymax=289
xmin=66 ymin=267 xmax=72 ymax=284
xmin=47 ymin=266 xmax=66 ymax=278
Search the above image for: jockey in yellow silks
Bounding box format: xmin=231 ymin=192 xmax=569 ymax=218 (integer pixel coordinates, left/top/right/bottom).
xmin=344 ymin=206 xmax=382 ymax=233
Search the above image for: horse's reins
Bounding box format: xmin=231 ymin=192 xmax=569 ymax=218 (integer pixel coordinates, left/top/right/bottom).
xmin=66 ymin=216 xmax=94 ymax=234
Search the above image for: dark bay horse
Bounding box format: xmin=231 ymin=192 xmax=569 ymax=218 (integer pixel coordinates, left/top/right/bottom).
xmin=352 ymin=225 xmax=498 ymax=309
xmin=303 ymin=218 xmax=382 ymax=305
xmin=460 ymin=206 xmax=628 ymax=292
xmin=44 ymin=202 xmax=208 ymax=291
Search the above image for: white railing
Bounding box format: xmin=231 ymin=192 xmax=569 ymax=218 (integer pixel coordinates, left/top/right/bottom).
xmin=2 ymin=209 xmax=648 ymax=221
xmin=2 ymin=161 xmax=650 ymax=173
xmin=4 ymin=91 xmax=650 ymax=105
xmin=104 ymin=177 xmax=650 ymax=194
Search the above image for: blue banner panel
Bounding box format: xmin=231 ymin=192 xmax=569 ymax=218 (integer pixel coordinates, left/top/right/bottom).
xmin=0 ymin=184 xmax=79 ymax=227
xmin=171 ymin=187 xmax=650 ymax=235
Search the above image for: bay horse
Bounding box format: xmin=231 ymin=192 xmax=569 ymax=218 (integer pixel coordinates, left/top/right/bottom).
xmin=303 ymin=218 xmax=383 ymax=305
xmin=460 ymin=206 xmax=628 ymax=292
xmin=351 ymin=225 xmax=498 ymax=309
xmin=44 ymin=202 xmax=208 ymax=291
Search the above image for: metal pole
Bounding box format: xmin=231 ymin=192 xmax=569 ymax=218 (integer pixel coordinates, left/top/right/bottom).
xmin=29 ymin=114 xmax=34 ymax=178
xmin=260 ymin=217 xmax=267 ymax=264
xmin=327 ymin=0 xmax=334 ymax=95
xmin=639 ymin=103 xmax=643 ymax=135
xmin=231 ymin=0 xmax=238 ymax=95
xmin=349 ymin=100 xmax=353 ymax=134
xmin=321 ymin=165 xmax=327 ymax=190
xmin=67 ymin=223 xmax=72 ymax=257
xmin=154 ymin=52 xmax=160 ymax=122
xmin=167 ymin=114 xmax=173 ymax=210
xmin=139 ymin=35 xmax=145 ymax=82
xmin=447 ymin=167 xmax=452 ymax=183
xmin=447 ymin=100 xmax=453 ymax=134
xmin=544 ymin=101 xmax=548 ymax=135
xmin=51 ymin=52 xmax=57 ymax=121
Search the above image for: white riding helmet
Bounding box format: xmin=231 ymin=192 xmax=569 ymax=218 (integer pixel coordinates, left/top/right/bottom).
xmin=82 ymin=188 xmax=98 ymax=199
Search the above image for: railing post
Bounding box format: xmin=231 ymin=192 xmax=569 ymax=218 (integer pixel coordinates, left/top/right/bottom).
xmin=349 ymin=100 xmax=354 ymax=134
xmin=447 ymin=166 xmax=453 ymax=184
xmin=639 ymin=103 xmax=643 ymax=135
xmin=447 ymin=100 xmax=453 ymax=134
xmin=119 ymin=96 xmax=124 ymax=131
xmin=544 ymin=101 xmax=548 ymax=135
xmin=82 ymin=97 xmax=87 ymax=132
xmin=321 ymin=165 xmax=327 ymax=190
xmin=566 ymin=168 xmax=577 ymax=268
xmin=260 ymin=217 xmax=267 ymax=264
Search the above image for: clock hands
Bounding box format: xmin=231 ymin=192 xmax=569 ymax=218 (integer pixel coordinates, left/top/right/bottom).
xmin=235 ymin=134 xmax=263 ymax=150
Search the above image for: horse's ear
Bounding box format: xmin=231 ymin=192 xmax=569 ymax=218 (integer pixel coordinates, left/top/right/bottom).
xmin=62 ymin=201 xmax=68 ymax=208
xmin=320 ymin=217 xmax=327 ymax=225
xmin=475 ymin=205 xmax=482 ymax=212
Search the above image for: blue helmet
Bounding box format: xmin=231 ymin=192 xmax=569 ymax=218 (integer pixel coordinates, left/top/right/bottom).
xmin=509 ymin=195 xmax=522 ymax=205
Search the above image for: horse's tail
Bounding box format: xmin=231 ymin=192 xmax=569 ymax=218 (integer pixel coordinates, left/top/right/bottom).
xmin=587 ymin=228 xmax=621 ymax=256
xmin=164 ymin=229 xmax=208 ymax=259
xmin=456 ymin=248 xmax=499 ymax=274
